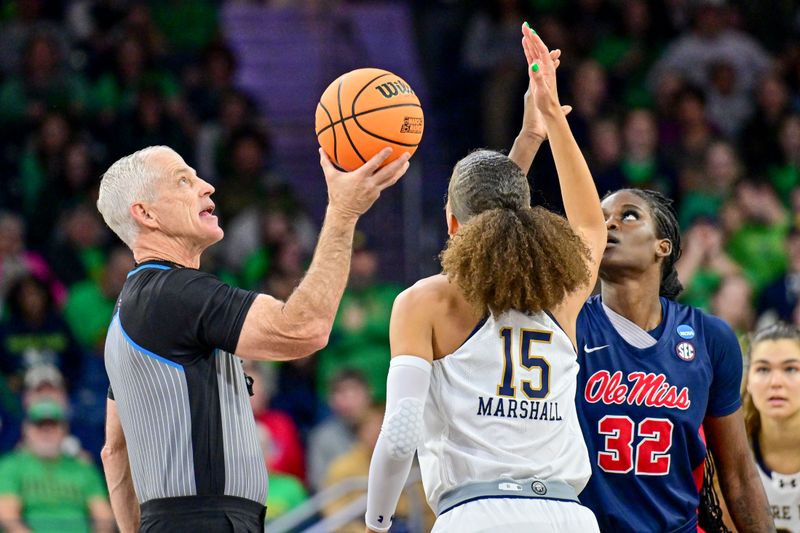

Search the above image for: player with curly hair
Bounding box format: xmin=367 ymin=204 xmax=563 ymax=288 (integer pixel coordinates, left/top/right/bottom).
xmin=363 ymin=25 xmax=606 ymax=532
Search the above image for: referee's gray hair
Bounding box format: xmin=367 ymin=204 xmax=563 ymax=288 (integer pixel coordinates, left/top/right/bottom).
xmin=97 ymin=146 xmax=171 ymax=248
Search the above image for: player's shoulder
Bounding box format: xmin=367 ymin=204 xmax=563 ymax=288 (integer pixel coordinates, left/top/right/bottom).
xmin=395 ymin=274 xmax=460 ymax=313
xmin=698 ymin=310 xmax=741 ymax=356
xmin=668 ymin=300 xmax=741 ymax=357
xmin=698 ymin=309 xmax=734 ymax=334
xmin=158 ymin=265 xmax=217 ymax=283
xmin=661 ymin=297 xmax=735 ymax=333
xmin=397 ymin=274 xmax=457 ymax=303
xmin=669 ymin=300 xmax=736 ymax=339
xmin=122 ymin=266 xmax=225 ymax=325
xmin=128 ymin=265 xmax=219 ymax=296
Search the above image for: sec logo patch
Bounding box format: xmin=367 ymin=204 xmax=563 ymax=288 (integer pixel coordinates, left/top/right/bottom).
xmin=676 ymin=341 xmax=695 ymax=362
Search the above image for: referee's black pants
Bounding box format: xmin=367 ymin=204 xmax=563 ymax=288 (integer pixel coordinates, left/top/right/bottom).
xmin=139 ymin=495 xmax=266 ymax=533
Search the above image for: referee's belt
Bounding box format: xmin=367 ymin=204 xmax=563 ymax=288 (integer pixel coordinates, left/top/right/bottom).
xmin=437 ymin=477 xmax=579 ymax=516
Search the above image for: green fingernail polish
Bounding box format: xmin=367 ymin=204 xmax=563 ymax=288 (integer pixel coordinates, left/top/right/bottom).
xmin=524 ymin=21 xmax=530 ymax=29
xmin=532 ymin=63 xmax=539 ymax=72
xmin=533 ymin=29 xmax=538 ymax=35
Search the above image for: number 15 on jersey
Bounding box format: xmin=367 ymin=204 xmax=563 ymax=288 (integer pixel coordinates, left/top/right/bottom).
xmin=497 ymin=327 xmax=552 ymax=400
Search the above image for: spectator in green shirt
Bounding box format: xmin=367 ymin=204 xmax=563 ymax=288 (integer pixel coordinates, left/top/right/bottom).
xmin=724 ymin=180 xmax=790 ymax=294
xmin=710 ymin=274 xmax=755 ymax=338
xmin=619 ymin=109 xmax=675 ymax=197
xmin=676 ymin=217 xmax=741 ymax=311
xmin=264 ymin=472 xmax=307 ymax=521
xmin=591 ymin=0 xmax=665 ymax=108
xmin=63 ymin=247 xmax=133 ymax=351
xmin=317 ymin=235 xmax=402 ymax=401
xmin=767 ymin=114 xmax=800 ymax=203
xmin=0 ymin=400 xmax=113 ymax=533
xmin=678 ymin=141 xmax=740 ymax=229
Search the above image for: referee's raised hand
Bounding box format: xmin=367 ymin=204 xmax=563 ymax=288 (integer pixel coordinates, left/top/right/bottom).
xmin=319 ymin=147 xmax=411 ymax=221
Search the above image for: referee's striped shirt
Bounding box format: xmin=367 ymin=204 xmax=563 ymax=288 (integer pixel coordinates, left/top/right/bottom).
xmin=104 ymin=260 xmax=268 ymax=508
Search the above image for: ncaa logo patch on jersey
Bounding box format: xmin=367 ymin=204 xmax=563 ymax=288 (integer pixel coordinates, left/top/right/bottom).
xmin=676 ymin=324 xmax=695 ymax=339
xmin=675 ymin=341 xmax=695 ymax=362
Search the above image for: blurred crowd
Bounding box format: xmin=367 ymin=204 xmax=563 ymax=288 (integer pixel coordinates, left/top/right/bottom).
xmin=0 ymin=0 xmax=800 ymax=531
xmin=417 ymin=0 xmax=800 ymax=333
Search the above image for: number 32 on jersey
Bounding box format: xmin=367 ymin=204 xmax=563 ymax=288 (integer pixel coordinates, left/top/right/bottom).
xmin=598 ymin=415 xmax=674 ymax=475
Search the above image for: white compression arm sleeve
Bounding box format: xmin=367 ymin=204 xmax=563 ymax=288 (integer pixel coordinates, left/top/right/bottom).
xmin=365 ymin=355 xmax=432 ymax=532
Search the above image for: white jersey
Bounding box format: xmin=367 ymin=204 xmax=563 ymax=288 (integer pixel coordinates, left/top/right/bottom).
xmin=418 ymin=309 xmax=591 ymax=510
xmin=755 ymin=448 xmax=800 ymax=533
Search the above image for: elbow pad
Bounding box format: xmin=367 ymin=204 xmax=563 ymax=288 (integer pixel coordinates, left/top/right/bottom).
xmin=365 ymin=355 xmax=431 ymax=531
xmin=384 ymin=396 xmax=425 ymax=459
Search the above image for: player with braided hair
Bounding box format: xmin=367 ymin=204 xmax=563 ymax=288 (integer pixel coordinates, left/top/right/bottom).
xmin=509 ymin=172 xmax=773 ymax=531
xmin=511 ymin=60 xmax=775 ymax=522
xmin=571 ymin=186 xmax=775 ymax=532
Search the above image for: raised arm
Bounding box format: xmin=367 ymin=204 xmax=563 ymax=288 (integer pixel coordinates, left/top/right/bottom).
xmin=365 ymin=282 xmax=436 ymax=533
xmin=508 ymin=46 xmax=570 ymax=175
xmin=236 ymin=148 xmax=410 ymax=361
xmin=523 ymin=25 xmax=606 ymax=314
xmin=100 ymin=399 xmax=140 ymax=533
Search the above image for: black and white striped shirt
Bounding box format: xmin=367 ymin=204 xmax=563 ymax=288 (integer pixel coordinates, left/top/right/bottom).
xmin=104 ymin=260 xmax=268 ymax=507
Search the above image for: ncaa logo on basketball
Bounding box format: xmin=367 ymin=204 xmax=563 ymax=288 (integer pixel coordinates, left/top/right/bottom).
xmin=401 ymin=117 xmax=423 ymax=134
xmin=675 ymin=341 xmax=695 ymax=362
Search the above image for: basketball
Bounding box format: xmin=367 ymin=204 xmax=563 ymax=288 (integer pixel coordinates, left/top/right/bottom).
xmin=315 ymin=68 xmax=424 ymax=171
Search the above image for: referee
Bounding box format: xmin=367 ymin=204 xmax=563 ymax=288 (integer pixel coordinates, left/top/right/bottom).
xmin=97 ymin=145 xmax=410 ymax=532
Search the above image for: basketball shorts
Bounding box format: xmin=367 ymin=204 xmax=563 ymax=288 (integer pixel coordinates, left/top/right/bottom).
xmin=432 ymin=497 xmax=600 ymax=533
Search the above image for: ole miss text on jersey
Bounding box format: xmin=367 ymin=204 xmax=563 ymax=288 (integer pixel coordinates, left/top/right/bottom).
xmin=576 ymin=295 xmax=743 ymax=533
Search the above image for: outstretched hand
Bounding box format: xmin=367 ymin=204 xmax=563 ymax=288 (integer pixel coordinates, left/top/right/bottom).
xmin=521 ymin=24 xmax=563 ymax=119
xmin=509 ymin=26 xmax=571 ymax=169
xmin=520 ymin=46 xmax=572 ymax=142
xmin=319 ymin=148 xmax=410 ymax=221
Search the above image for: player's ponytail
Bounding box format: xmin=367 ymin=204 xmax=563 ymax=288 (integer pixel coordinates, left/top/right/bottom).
xmin=441 ymin=205 xmax=591 ymax=315
xmin=442 ymin=149 xmax=591 ymax=315
xmin=623 ymin=189 xmax=683 ymax=299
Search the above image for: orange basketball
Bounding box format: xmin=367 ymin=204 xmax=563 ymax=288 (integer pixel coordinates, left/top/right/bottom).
xmin=315 ymin=68 xmax=424 ymax=171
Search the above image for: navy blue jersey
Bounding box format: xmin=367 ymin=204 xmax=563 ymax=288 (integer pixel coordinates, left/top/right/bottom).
xmin=576 ymin=295 xmax=743 ymax=533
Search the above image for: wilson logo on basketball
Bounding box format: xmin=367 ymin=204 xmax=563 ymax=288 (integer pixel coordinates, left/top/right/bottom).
xmin=400 ymin=117 xmax=423 ymax=134
xmin=584 ymin=370 xmax=691 ymax=410
xmin=374 ymin=80 xmax=415 ymax=99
